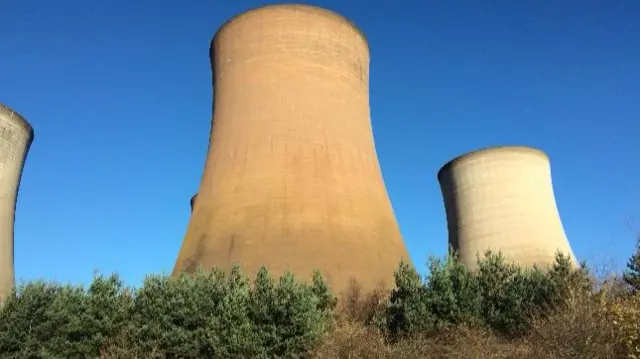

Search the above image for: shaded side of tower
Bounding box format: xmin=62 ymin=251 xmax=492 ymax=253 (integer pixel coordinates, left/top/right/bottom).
xmin=173 ymin=4 xmax=410 ymax=293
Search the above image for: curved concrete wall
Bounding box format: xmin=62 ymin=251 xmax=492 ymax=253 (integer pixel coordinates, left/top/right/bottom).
xmin=174 ymin=4 xmax=410 ymax=292
xmin=0 ymin=104 xmax=34 ymax=303
xmin=438 ymin=146 xmax=577 ymax=270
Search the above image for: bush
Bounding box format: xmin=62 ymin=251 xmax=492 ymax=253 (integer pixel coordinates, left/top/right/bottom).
xmin=624 ymin=235 xmax=640 ymax=294
xmin=0 ymin=266 xmax=335 ymax=358
xmin=338 ymin=280 xmax=388 ymax=325
xmin=475 ymin=251 xmax=586 ymax=335
xmin=320 ymin=289 xmax=640 ymax=358
xmin=328 ymin=252 xmax=640 ymax=358
xmin=424 ymin=253 xmax=482 ymax=329
xmin=378 ymin=250 xmax=588 ymax=339
xmin=0 ymin=274 xmax=133 ymax=358
xmin=381 ymin=261 xmax=435 ymax=338
xmin=2 ymin=245 xmax=638 ymax=358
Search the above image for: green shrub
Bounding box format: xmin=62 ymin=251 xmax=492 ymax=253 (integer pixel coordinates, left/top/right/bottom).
xmin=0 ymin=274 xmax=132 ymax=358
xmin=249 ymin=268 xmax=335 ymax=358
xmin=0 ymin=266 xmax=335 ymax=358
xmin=476 ymin=251 xmax=550 ymax=335
xmin=624 ymin=235 xmax=640 ymax=294
xmin=424 ymin=253 xmax=482 ymax=329
xmin=380 ymin=261 xmax=434 ymax=338
xmin=379 ymin=250 xmax=588 ymax=339
xmin=84 ymin=274 xmax=134 ymax=356
xmin=126 ymin=266 xmax=259 ymax=358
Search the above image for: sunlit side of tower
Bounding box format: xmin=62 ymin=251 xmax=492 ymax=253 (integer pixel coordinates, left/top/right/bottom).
xmin=0 ymin=104 xmax=34 ymax=303
xmin=173 ymin=4 xmax=410 ymax=292
xmin=437 ymin=146 xmax=577 ymax=270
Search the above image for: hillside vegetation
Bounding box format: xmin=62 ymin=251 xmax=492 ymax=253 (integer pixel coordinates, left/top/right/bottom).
xmin=1 ymin=240 xmax=639 ymax=358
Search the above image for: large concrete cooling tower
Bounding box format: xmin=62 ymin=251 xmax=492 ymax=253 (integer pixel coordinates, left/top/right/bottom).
xmin=0 ymin=104 xmax=34 ymax=303
xmin=438 ymin=146 xmax=577 ymax=270
xmin=173 ymin=4 xmax=410 ymax=292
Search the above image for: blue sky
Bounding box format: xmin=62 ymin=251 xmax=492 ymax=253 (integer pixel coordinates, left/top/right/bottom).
xmin=1 ymin=0 xmax=638 ymax=286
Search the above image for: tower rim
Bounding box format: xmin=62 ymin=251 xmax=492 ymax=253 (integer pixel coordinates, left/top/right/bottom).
xmin=437 ymin=145 xmax=549 ymax=181
xmin=0 ymin=103 xmax=35 ymax=140
xmin=209 ymin=3 xmax=369 ymax=60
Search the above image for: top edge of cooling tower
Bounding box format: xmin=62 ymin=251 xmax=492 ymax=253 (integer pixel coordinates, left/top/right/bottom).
xmin=0 ymin=103 xmax=35 ymax=138
xmin=437 ymin=145 xmax=549 ymax=180
xmin=210 ymin=3 xmax=369 ymax=52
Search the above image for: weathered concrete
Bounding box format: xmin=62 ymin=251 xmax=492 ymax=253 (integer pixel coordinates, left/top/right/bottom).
xmin=0 ymin=104 xmax=34 ymax=303
xmin=173 ymin=4 xmax=410 ymax=293
xmin=438 ymin=146 xmax=577 ymax=270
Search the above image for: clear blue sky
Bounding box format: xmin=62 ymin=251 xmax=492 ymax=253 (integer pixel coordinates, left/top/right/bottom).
xmin=1 ymin=1 xmax=638 ymax=286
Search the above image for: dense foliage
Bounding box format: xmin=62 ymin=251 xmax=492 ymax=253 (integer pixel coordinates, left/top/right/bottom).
xmin=1 ymin=246 xmax=639 ymax=358
xmin=624 ymin=235 xmax=640 ymax=293
xmin=0 ymin=266 xmax=335 ymax=359
xmin=379 ymin=251 xmax=591 ymax=339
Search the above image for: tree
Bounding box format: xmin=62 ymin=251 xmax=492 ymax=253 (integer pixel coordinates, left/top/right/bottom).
xmin=623 ymin=235 xmax=640 ymax=293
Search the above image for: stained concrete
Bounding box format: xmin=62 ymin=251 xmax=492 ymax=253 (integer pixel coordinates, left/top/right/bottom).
xmin=173 ymin=4 xmax=410 ymax=293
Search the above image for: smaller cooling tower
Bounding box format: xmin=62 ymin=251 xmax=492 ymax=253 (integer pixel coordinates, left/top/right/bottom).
xmin=190 ymin=193 xmax=198 ymax=213
xmin=0 ymin=104 xmax=34 ymax=303
xmin=437 ymin=146 xmax=577 ymax=270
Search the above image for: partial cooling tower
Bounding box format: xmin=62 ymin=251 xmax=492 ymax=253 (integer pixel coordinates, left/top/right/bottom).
xmin=0 ymin=104 xmax=34 ymax=303
xmin=173 ymin=4 xmax=410 ymax=292
xmin=189 ymin=193 xmax=198 ymax=213
xmin=438 ymin=146 xmax=577 ymax=270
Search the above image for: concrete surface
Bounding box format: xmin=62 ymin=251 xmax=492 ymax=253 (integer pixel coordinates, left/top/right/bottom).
xmin=173 ymin=4 xmax=410 ymax=293
xmin=0 ymin=104 xmax=34 ymax=303
xmin=438 ymin=146 xmax=577 ymax=270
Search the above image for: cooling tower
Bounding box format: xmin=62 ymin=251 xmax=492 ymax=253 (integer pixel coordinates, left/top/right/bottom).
xmin=438 ymin=146 xmax=577 ymax=270
xmin=189 ymin=193 xmax=198 ymax=213
xmin=0 ymin=104 xmax=34 ymax=303
xmin=173 ymin=4 xmax=410 ymax=292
